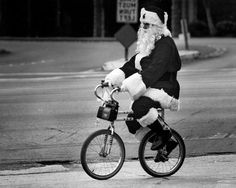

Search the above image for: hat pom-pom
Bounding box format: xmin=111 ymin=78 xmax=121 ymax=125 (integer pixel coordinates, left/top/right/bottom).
xmin=163 ymin=27 xmax=172 ymax=37
xmin=164 ymin=12 xmax=168 ymax=25
xmin=163 ymin=12 xmax=171 ymax=37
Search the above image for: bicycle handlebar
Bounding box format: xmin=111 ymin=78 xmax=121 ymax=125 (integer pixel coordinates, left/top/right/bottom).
xmin=94 ymin=80 xmax=120 ymax=102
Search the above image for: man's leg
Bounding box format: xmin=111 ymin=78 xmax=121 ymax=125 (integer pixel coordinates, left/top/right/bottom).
xmin=131 ymin=97 xmax=172 ymax=149
xmin=125 ymin=112 xmax=142 ymax=134
xmin=126 ymin=96 xmax=156 ymax=136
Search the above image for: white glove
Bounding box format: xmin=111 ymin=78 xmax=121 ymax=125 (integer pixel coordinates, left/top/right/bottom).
xmin=104 ymin=78 xmax=113 ymax=87
xmin=104 ymin=68 xmax=125 ymax=87
xmin=120 ymin=82 xmax=128 ymax=92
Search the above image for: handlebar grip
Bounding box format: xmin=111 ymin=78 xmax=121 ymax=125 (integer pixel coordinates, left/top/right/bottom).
xmin=94 ymin=81 xmax=121 ymax=102
xmin=102 ymin=82 xmax=109 ymax=88
xmin=100 ymin=80 xmax=109 ymax=87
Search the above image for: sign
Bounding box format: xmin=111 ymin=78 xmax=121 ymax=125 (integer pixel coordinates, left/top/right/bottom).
xmin=117 ymin=0 xmax=138 ymax=23
xmin=115 ymin=24 xmax=137 ymax=60
xmin=115 ymin=24 xmax=137 ymax=48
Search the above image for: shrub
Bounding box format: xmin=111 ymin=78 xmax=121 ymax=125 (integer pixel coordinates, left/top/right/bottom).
xmin=216 ymin=20 xmax=236 ymax=37
xmin=188 ymin=21 xmax=209 ymax=37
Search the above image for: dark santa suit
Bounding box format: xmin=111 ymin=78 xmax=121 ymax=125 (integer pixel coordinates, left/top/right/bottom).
xmin=105 ymin=36 xmax=181 ymax=134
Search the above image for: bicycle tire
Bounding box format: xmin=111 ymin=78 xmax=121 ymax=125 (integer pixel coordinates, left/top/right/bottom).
xmin=80 ymin=129 xmax=125 ymax=180
xmin=138 ymin=129 xmax=186 ymax=177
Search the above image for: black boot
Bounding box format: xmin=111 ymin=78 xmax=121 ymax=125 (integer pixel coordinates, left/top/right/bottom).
xmin=125 ymin=112 xmax=142 ymax=134
xmin=166 ymin=139 xmax=178 ymax=156
xmin=148 ymin=118 xmax=172 ymax=151
xmin=153 ymin=139 xmax=178 ymax=163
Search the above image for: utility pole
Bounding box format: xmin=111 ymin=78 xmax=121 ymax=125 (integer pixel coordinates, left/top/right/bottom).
xmin=181 ymin=0 xmax=187 ymax=20
xmin=93 ymin=0 xmax=105 ymax=37
xmin=27 ymin=0 xmax=31 ymax=37
xmin=56 ymin=0 xmax=61 ymax=35
xmin=171 ymin=0 xmax=181 ymax=37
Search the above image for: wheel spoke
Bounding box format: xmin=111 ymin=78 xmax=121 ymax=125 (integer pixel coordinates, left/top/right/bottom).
xmin=138 ymin=130 xmax=185 ymax=177
xmin=81 ymin=130 xmax=125 ymax=180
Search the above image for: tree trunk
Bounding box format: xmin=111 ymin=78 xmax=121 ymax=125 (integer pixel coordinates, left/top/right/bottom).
xmin=171 ymin=0 xmax=181 ymax=37
xmin=188 ymin=0 xmax=198 ymax=23
xmin=27 ymin=0 xmax=32 ymax=37
xmin=181 ymin=0 xmax=187 ymax=20
xmin=93 ymin=0 xmax=98 ymax=37
xmin=0 ymin=0 xmax=2 ymax=34
xmin=202 ymin=0 xmax=216 ymax=36
xmin=101 ymin=0 xmax=105 ymax=37
xmin=93 ymin=0 xmax=105 ymax=37
xmin=56 ymin=0 xmax=61 ymax=36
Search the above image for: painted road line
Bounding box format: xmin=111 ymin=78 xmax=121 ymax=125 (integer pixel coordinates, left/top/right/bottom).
xmin=0 ymin=71 xmax=107 ymax=81
xmin=184 ymin=133 xmax=236 ymax=140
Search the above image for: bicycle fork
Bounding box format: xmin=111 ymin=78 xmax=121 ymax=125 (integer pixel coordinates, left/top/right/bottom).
xmin=99 ymin=122 xmax=115 ymax=157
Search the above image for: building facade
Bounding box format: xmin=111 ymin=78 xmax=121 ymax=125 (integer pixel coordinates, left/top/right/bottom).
xmin=0 ymin=0 xmax=235 ymax=38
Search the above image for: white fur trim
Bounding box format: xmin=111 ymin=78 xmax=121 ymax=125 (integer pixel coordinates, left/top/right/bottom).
xmin=140 ymin=8 xmax=172 ymax=37
xmin=163 ymin=26 xmax=172 ymax=37
xmin=140 ymin=8 xmax=163 ymax=26
xmin=135 ymin=54 xmax=146 ymax=70
xmin=122 ymin=73 xmax=146 ymax=100
xmin=144 ymin=88 xmax=172 ymax=108
xmin=105 ymin=68 xmax=125 ymax=86
xmin=144 ymin=88 xmax=180 ymax=111
xmin=169 ymin=98 xmax=180 ymax=111
xmin=135 ymin=126 xmax=151 ymax=142
xmin=164 ymin=12 xmax=168 ymax=25
xmin=137 ymin=108 xmax=158 ymax=126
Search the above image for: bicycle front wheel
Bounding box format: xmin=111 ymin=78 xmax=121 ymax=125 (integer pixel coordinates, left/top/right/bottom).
xmin=139 ymin=129 xmax=186 ymax=177
xmin=80 ymin=129 xmax=125 ymax=180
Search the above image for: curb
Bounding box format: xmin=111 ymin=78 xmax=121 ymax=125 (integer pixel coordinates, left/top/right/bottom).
xmin=199 ymin=45 xmax=227 ymax=59
xmin=102 ymin=50 xmax=200 ymax=71
xmin=102 ymin=45 xmax=227 ymax=71
xmin=0 ymin=165 xmax=69 ymax=176
xmin=0 ymin=154 xmax=235 ymax=176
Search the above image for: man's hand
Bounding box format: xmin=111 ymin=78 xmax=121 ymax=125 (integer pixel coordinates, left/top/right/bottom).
xmin=104 ymin=78 xmax=113 ymax=87
xmin=104 ymin=68 xmax=125 ymax=87
xmin=120 ymin=82 xmax=128 ymax=92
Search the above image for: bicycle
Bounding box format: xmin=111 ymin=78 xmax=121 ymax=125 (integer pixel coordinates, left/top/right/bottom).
xmin=80 ymin=81 xmax=186 ymax=180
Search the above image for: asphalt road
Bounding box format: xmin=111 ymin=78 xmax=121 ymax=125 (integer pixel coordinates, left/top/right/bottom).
xmin=0 ymin=155 xmax=236 ymax=188
xmin=0 ymin=38 xmax=236 ymax=164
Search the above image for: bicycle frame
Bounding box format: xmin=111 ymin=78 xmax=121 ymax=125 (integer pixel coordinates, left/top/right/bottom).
xmin=95 ymin=83 xmax=165 ymax=135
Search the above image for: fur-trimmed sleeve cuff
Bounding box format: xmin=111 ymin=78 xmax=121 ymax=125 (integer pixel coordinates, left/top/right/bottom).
xmin=135 ymin=53 xmax=146 ymax=70
xmin=122 ymin=73 xmax=146 ymax=100
xmin=105 ymin=68 xmax=125 ymax=86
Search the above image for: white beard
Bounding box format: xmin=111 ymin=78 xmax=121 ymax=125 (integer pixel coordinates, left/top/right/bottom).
xmin=135 ymin=26 xmax=162 ymax=56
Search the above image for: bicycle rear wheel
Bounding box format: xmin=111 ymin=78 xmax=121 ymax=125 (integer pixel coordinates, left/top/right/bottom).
xmin=80 ymin=129 xmax=125 ymax=180
xmin=138 ymin=129 xmax=185 ymax=177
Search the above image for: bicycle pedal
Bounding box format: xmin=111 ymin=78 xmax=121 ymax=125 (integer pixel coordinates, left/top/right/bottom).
xmin=154 ymin=154 xmax=169 ymax=162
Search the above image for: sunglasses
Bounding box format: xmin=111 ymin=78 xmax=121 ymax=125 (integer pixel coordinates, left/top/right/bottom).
xmin=142 ymin=22 xmax=155 ymax=29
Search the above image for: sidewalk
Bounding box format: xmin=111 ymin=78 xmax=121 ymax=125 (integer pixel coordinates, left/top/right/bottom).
xmin=0 ymin=154 xmax=235 ymax=187
xmin=0 ymin=38 xmax=227 ymax=75
xmin=102 ymin=44 xmax=226 ymax=71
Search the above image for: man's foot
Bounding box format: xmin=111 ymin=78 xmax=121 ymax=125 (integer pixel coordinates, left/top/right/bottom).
xmin=154 ymin=152 xmax=168 ymax=162
xmin=166 ymin=139 xmax=178 ymax=155
xmin=153 ymin=139 xmax=178 ymax=163
xmin=150 ymin=136 xmax=162 ymax=150
xmin=150 ymin=129 xmax=172 ymax=150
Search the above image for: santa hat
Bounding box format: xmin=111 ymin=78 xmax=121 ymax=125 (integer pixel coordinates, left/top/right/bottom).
xmin=139 ymin=5 xmax=171 ymax=37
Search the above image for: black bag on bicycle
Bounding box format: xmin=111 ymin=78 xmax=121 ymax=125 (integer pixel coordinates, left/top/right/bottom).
xmin=97 ymin=100 xmax=119 ymax=121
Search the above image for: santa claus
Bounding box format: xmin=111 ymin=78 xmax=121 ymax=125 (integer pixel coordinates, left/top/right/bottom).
xmin=105 ymin=5 xmax=181 ymax=154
